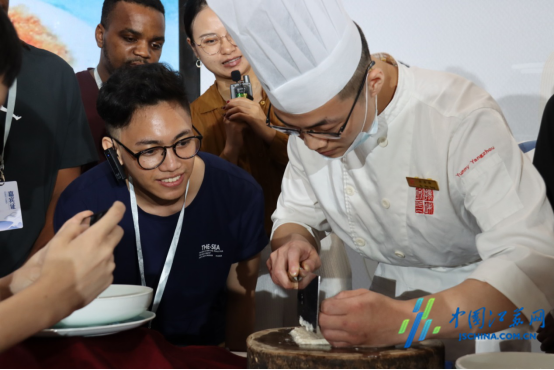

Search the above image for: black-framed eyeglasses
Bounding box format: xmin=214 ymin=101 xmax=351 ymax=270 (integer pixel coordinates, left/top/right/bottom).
xmin=266 ymin=60 xmax=375 ymax=140
xmin=112 ymin=126 xmax=203 ymax=170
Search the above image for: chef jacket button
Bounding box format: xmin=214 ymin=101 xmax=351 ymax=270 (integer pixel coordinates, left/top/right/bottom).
xmin=394 ymin=251 xmax=405 ymax=258
xmin=378 ymin=137 xmax=388 ymax=147
xmin=354 ymin=238 xmax=366 ymax=247
xmin=381 ymin=199 xmax=390 ymax=209
xmin=345 ymin=186 xmax=355 ymax=196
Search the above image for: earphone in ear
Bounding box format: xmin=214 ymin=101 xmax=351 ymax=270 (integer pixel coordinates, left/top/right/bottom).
xmin=104 ymin=146 xmax=126 ymax=181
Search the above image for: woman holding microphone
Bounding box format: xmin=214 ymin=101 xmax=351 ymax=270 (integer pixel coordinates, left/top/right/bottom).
xmin=184 ymin=0 xmax=288 ymax=236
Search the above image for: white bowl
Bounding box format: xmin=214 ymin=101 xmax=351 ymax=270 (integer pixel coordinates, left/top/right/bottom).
xmin=456 ymin=352 xmax=554 ymax=369
xmin=55 ymin=285 xmax=153 ymax=328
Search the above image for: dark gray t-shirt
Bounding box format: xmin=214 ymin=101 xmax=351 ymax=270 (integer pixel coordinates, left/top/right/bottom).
xmin=0 ymin=44 xmax=97 ymax=276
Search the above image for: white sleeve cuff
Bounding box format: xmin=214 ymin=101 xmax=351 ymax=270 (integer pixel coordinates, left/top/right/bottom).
xmin=270 ymin=219 xmax=316 ymax=241
xmin=469 ymin=257 xmax=551 ymax=330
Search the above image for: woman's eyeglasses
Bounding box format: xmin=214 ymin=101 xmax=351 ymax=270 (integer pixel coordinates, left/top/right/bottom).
xmin=195 ymin=33 xmax=237 ymax=56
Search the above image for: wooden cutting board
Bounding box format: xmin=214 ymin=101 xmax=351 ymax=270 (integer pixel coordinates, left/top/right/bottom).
xmin=247 ymin=328 xmax=444 ymax=369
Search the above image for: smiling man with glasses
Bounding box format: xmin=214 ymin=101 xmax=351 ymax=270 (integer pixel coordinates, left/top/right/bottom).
xmin=53 ymin=63 xmax=267 ymax=350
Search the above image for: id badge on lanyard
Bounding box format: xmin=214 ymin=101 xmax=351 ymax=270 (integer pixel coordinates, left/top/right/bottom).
xmin=0 ymin=80 xmax=23 ymax=231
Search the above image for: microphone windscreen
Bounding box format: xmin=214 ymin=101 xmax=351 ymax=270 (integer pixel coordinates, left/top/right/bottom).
xmin=231 ymin=70 xmax=241 ymax=82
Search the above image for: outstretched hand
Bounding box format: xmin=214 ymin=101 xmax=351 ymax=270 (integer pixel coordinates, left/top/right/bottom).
xmin=10 ymin=202 xmax=125 ymax=313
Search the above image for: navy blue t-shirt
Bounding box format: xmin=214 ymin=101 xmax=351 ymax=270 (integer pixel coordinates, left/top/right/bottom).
xmin=54 ymin=152 xmax=268 ymax=346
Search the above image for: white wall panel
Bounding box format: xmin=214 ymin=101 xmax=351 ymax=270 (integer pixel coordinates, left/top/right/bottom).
xmin=201 ymin=1 xmax=554 ymax=289
xmin=201 ymin=0 xmax=554 ymax=141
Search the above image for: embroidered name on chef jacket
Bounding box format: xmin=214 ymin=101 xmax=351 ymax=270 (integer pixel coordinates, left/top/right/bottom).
xmin=415 ymin=188 xmax=435 ymax=215
xmin=199 ymin=244 xmax=224 ymax=259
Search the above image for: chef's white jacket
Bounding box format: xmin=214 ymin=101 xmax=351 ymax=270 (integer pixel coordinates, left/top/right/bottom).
xmin=271 ymin=57 xmax=554 ymax=321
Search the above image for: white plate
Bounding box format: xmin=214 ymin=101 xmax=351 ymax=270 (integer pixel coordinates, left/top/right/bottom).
xmin=57 ymin=284 xmax=153 ymax=327
xmin=456 ymin=351 xmax=554 ymax=369
xmin=35 ymin=311 xmax=156 ymax=338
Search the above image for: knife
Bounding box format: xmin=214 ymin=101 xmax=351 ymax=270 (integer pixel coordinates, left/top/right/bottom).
xmin=296 ymin=271 xmax=321 ymax=333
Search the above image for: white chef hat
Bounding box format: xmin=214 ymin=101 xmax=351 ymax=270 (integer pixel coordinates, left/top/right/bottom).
xmin=207 ymin=0 xmax=362 ymax=114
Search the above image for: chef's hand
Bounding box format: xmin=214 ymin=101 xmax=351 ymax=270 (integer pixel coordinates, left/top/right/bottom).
xmin=11 ymin=202 xmax=125 ymax=314
xmin=319 ymin=289 xmax=405 ymax=348
xmin=266 ymin=233 xmax=321 ymax=289
xmin=537 ymin=311 xmax=554 ymax=353
xmin=224 ymin=98 xmax=276 ymax=145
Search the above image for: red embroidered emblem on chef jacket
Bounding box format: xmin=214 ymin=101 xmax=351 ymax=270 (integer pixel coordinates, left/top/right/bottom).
xmin=424 ymin=201 xmax=434 ymax=215
xmin=415 ymin=188 xmax=434 ymax=215
xmin=424 ymin=189 xmax=434 ymax=202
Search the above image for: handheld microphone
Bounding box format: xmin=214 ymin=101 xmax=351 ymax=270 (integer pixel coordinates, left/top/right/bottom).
xmin=230 ymin=70 xmax=253 ymax=100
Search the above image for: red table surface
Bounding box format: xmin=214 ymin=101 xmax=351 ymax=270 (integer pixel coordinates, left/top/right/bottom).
xmin=0 ymin=328 xmax=247 ymax=369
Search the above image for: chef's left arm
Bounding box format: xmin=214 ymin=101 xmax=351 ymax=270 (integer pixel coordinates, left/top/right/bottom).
xmin=225 ymin=253 xmax=261 ymax=351
xmin=320 ymin=106 xmax=554 ymax=347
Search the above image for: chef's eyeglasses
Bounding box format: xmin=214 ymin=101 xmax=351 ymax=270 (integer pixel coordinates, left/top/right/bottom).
xmin=111 ymin=127 xmax=203 ymax=170
xmin=265 ymin=60 xmax=375 ymax=140
xmin=195 ymin=33 xmax=237 ymax=56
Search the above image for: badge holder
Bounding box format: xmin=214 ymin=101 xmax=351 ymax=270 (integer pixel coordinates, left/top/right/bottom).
xmin=0 ymin=80 xmax=23 ymax=231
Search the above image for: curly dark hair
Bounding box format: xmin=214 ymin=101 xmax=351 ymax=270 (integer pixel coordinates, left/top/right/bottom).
xmin=97 ymin=63 xmax=190 ymax=133
xmin=0 ymin=10 xmax=22 ymax=88
xmin=101 ymin=0 xmax=165 ymax=28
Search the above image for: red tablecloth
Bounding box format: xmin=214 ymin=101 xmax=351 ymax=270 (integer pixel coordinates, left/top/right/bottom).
xmin=0 ymin=328 xmax=247 ymax=369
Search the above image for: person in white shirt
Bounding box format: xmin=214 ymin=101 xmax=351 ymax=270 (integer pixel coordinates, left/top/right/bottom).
xmin=207 ymin=0 xmax=554 ymax=352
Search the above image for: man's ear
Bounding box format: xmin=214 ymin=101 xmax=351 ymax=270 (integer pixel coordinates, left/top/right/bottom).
xmin=95 ymin=24 xmax=105 ymax=48
xmin=368 ymin=67 xmax=385 ymax=98
xmin=102 ymin=136 xmax=124 ymax=166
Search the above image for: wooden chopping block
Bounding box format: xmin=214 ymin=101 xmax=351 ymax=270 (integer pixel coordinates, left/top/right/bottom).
xmin=247 ymin=328 xmax=444 ymax=369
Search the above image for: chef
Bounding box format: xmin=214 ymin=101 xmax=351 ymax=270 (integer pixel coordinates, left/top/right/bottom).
xmin=207 ymin=0 xmax=554 ymax=354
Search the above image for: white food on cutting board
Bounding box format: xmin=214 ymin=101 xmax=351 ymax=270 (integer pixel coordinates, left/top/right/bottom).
xmin=290 ymin=327 xmax=330 ymax=346
xmin=299 ymin=316 xmax=315 ymax=333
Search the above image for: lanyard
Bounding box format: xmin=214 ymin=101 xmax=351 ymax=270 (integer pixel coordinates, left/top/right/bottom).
xmin=93 ymin=68 xmax=103 ymax=90
xmin=128 ymin=176 xmax=189 ymax=315
xmin=1 ymin=79 xmax=17 ymax=185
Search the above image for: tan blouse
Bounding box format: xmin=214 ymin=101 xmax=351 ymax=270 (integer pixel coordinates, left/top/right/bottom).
xmin=191 ymin=83 xmax=289 ymax=235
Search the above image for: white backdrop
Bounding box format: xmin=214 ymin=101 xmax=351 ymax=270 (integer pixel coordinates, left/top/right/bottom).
xmin=200 ymin=0 xmax=554 ymax=142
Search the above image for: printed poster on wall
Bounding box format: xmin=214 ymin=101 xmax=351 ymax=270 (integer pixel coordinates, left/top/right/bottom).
xmin=8 ymin=0 xmax=179 ymax=72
